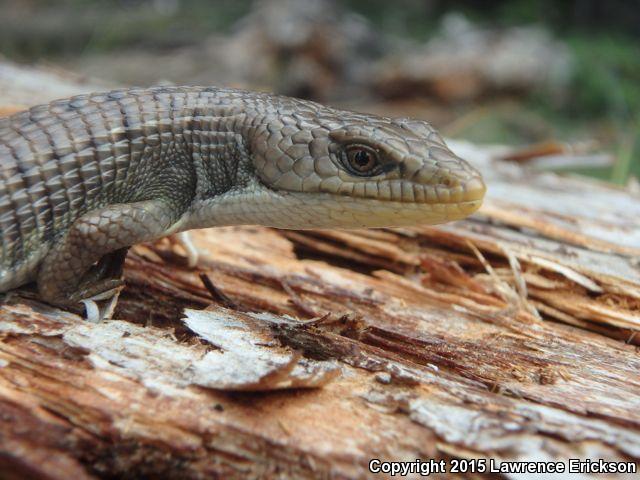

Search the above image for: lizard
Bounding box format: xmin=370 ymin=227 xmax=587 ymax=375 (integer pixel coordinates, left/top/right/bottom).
xmin=0 ymin=86 xmax=485 ymax=318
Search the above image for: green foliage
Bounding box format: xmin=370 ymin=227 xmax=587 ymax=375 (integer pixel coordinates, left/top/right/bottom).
xmin=545 ymin=34 xmax=640 ymax=183
xmin=567 ymin=35 xmax=640 ymax=120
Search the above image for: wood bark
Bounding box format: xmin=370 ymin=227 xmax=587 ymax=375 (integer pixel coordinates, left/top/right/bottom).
xmin=1 ymin=60 xmax=639 ymax=479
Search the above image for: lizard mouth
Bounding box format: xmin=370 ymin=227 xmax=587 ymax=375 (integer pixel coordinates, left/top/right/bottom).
xmin=262 ymin=190 xmax=486 ymax=228
xmin=306 ymin=193 xmax=484 ymax=226
xmin=312 ymin=175 xmax=486 ymax=206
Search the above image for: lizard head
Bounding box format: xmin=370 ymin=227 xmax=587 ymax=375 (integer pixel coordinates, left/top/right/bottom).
xmin=190 ymin=96 xmax=486 ymax=230
xmin=240 ymin=105 xmax=486 ymax=229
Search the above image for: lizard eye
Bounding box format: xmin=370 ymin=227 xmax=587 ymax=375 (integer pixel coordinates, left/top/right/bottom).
xmin=344 ymin=146 xmax=380 ymax=175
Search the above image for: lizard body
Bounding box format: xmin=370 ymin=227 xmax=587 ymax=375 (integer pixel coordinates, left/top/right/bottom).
xmin=0 ymin=86 xmax=485 ymax=310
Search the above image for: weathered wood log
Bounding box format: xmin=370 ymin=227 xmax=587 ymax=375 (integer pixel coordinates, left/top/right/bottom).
xmin=1 ymin=60 xmax=639 ymax=479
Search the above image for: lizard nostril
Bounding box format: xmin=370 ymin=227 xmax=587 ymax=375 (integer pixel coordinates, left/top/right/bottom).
xmin=440 ymin=176 xmax=462 ymax=188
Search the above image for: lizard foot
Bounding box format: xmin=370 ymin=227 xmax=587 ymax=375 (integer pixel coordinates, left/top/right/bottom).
xmin=49 ymin=248 xmax=128 ymax=322
xmin=66 ymin=277 xmax=125 ymax=322
xmin=79 ymin=282 xmax=125 ymax=323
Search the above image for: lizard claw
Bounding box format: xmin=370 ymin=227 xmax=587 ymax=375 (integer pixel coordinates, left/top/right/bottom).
xmin=77 ymin=281 xmax=125 ymax=323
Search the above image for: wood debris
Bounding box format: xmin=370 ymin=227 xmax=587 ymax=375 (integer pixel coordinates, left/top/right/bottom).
xmin=1 ymin=63 xmax=639 ymax=479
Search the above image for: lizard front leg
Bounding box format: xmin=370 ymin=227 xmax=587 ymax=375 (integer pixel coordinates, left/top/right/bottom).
xmin=37 ymin=199 xmax=178 ymax=318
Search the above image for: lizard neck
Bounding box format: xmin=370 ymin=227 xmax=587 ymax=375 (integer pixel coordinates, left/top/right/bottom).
xmin=180 ymin=108 xmax=261 ymax=231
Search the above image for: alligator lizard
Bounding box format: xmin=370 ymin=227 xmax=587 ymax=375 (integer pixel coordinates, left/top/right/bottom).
xmin=0 ymin=86 xmax=485 ymax=316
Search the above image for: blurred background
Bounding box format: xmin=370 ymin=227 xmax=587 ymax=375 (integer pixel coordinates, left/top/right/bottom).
xmin=0 ymin=0 xmax=638 ymax=183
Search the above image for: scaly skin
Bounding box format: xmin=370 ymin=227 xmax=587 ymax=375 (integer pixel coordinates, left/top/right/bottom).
xmin=0 ymin=86 xmax=486 ymax=308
